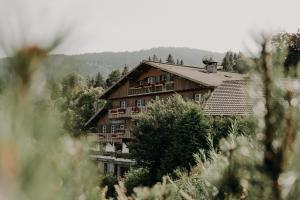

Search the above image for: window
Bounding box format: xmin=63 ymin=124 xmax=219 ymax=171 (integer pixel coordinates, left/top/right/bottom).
xmin=111 ymin=125 xmax=115 ymax=133
xmin=119 ymin=124 xmax=125 ymax=130
xmin=195 ymin=94 xmax=202 ymax=102
xmin=136 ymin=99 xmax=143 ymax=107
xmin=149 ymin=77 xmax=154 ymax=84
xmin=102 ymin=125 xmax=107 ymax=133
xmin=120 ymin=101 xmax=126 ymax=108
xmin=155 ymin=76 xmax=161 ymax=83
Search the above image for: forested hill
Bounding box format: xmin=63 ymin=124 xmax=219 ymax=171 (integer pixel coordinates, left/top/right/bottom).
xmin=1 ymin=47 xmax=225 ymax=78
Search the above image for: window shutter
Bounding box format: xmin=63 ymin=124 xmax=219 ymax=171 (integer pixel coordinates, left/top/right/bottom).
xmin=142 ymin=99 xmax=145 ymax=106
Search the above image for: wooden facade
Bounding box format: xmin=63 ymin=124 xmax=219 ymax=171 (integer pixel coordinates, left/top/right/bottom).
xmin=86 ymin=61 xmax=245 ymax=176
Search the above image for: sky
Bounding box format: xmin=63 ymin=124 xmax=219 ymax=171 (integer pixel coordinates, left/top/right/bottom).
xmin=0 ymin=0 xmax=300 ymax=57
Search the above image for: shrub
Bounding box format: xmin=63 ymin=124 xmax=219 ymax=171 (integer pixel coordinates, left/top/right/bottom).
xmin=100 ymin=174 xmax=118 ymax=198
xmin=124 ymin=168 xmax=150 ymax=195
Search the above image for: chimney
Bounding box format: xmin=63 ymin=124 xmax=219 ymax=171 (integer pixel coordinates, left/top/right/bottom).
xmin=206 ymin=62 xmax=218 ymax=73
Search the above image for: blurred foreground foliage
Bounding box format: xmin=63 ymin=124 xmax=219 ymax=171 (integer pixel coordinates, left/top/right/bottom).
xmin=0 ymin=45 xmax=99 ymax=199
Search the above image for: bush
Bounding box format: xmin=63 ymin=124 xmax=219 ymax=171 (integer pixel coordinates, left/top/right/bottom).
xmin=210 ymin=116 xmax=257 ymax=148
xmin=100 ymin=174 xmax=118 ymax=198
xmin=124 ymin=168 xmax=150 ymax=195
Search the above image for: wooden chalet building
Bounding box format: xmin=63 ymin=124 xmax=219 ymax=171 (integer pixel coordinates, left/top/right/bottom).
xmin=85 ymin=60 xmax=247 ymax=177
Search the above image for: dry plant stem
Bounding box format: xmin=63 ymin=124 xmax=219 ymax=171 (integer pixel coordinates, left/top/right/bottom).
xmin=280 ymin=90 xmax=295 ymax=172
xmin=260 ymin=41 xmax=283 ymax=200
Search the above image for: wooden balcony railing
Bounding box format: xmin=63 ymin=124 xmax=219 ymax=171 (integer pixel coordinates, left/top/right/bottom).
xmin=128 ymin=82 xmax=174 ymax=96
xmin=108 ymin=106 xmax=147 ymax=119
xmin=90 ymin=129 xmax=132 ymax=143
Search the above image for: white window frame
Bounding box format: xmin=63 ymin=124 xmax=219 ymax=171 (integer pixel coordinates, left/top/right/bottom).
xmin=136 ymin=99 xmax=143 ymax=107
xmin=111 ymin=125 xmax=116 ymax=133
xmin=102 ymin=125 xmax=107 ymax=133
xmin=121 ymin=101 xmax=126 ymax=109
xmin=195 ymin=93 xmax=202 ymax=102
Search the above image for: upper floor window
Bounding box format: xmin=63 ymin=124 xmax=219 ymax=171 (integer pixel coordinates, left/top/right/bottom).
xmin=111 ymin=125 xmax=116 ymax=133
xmin=136 ymin=99 xmax=144 ymax=107
xmin=120 ymin=100 xmax=126 ymax=108
xmin=102 ymin=125 xmax=107 ymax=133
xmin=195 ymin=93 xmax=202 ymax=102
xmin=149 ymin=77 xmax=154 ymax=84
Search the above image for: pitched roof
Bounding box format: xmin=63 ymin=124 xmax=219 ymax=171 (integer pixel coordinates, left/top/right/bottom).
xmin=100 ymin=61 xmax=246 ymax=99
xmin=204 ymin=78 xmax=300 ymax=116
xmin=146 ymin=62 xmax=246 ymax=87
xmin=204 ymin=80 xmax=257 ymax=116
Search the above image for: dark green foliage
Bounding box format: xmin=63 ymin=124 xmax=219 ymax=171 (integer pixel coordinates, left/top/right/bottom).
xmin=210 ymin=116 xmax=257 ymax=148
xmin=64 ymin=87 xmax=104 ymax=136
xmin=100 ymin=174 xmax=118 ymax=198
xmin=106 ymin=69 xmax=121 ymax=87
xmin=130 ymin=95 xmax=212 ymax=184
xmin=221 ymin=51 xmax=241 ymax=72
xmin=124 ymin=168 xmax=151 ymax=195
xmin=283 ymin=30 xmax=300 ymax=75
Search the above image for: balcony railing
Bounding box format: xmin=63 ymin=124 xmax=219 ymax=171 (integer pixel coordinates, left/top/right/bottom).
xmin=128 ymin=82 xmax=174 ymax=96
xmin=92 ymin=129 xmax=132 ymax=143
xmin=108 ymin=106 xmax=147 ymax=119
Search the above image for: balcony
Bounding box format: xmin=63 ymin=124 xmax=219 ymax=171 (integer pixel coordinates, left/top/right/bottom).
xmin=92 ymin=129 xmax=132 ymax=143
xmin=128 ymin=82 xmax=174 ymax=96
xmin=108 ymin=106 xmax=147 ymax=119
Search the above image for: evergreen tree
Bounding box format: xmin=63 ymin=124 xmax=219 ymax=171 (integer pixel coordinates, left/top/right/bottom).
xmin=152 ymin=54 xmax=158 ymax=62
xmin=106 ymin=69 xmax=121 ymax=87
xmin=148 ymin=56 xmax=151 ymax=61
xmin=94 ymin=72 xmax=105 ymax=88
xmin=222 ymin=51 xmax=237 ymax=71
xmin=166 ymin=54 xmax=175 ymax=64
xmin=176 ymin=59 xmax=179 ymax=65
xmin=159 ymin=58 xmax=162 ymax=63
xmin=122 ymin=64 xmax=129 ymax=76
xmin=180 ymin=59 xmax=184 ymax=65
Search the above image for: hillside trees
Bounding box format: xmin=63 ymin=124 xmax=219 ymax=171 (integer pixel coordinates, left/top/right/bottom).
xmin=221 ymin=51 xmax=241 ymax=71
xmin=166 ymin=54 xmax=175 ymax=64
xmin=122 ymin=64 xmax=129 ymax=76
xmin=50 ymin=73 xmax=105 ymax=136
xmin=106 ymin=69 xmax=121 ymax=87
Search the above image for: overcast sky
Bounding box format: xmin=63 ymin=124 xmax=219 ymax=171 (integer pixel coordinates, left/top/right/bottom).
xmin=0 ymin=0 xmax=300 ymax=57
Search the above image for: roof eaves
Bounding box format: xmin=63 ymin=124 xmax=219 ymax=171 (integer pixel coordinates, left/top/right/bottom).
xmin=144 ymin=61 xmax=215 ymax=87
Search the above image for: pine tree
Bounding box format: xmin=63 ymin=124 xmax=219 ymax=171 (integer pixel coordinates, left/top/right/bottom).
xmin=159 ymin=58 xmax=162 ymax=63
xmin=152 ymin=54 xmax=158 ymax=62
xmin=166 ymin=54 xmax=175 ymax=64
xmin=148 ymin=56 xmax=151 ymax=61
xmin=180 ymin=59 xmax=184 ymax=65
xmin=106 ymin=69 xmax=121 ymax=87
xmin=94 ymin=72 xmax=105 ymax=88
xmin=122 ymin=64 xmax=129 ymax=76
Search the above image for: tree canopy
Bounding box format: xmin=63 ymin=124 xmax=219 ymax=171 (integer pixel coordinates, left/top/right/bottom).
xmin=130 ymin=95 xmax=211 ymax=183
xmin=106 ymin=69 xmax=121 ymax=87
